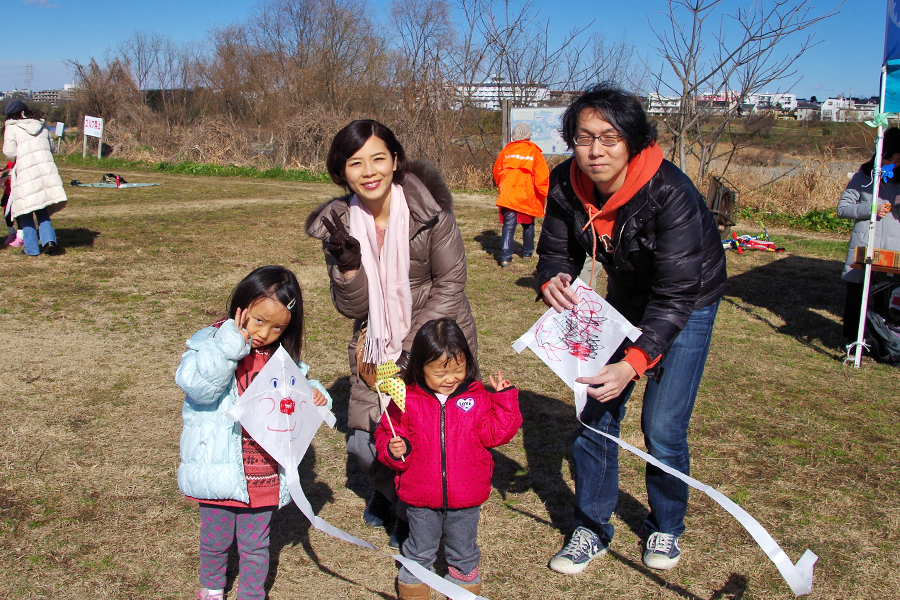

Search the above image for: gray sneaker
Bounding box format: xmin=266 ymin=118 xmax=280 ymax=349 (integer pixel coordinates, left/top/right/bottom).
xmin=549 ymin=526 xmax=608 ymax=574
xmin=643 ymin=532 xmax=681 ymax=570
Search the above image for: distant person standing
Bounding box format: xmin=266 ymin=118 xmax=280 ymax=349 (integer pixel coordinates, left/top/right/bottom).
xmin=837 ymin=126 xmax=900 ymax=339
xmin=492 ymin=123 xmax=549 ymax=267
xmin=3 ymin=99 xmax=66 ymax=256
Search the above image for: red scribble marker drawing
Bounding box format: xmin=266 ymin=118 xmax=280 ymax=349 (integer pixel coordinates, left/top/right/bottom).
xmin=534 ymin=285 xmax=608 ymax=361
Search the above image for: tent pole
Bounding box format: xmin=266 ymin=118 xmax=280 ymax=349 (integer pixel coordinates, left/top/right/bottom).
xmin=852 ymin=67 xmax=889 ymax=368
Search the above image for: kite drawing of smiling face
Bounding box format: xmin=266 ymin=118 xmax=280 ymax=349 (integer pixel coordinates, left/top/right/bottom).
xmin=257 ymin=373 xmax=310 ymax=440
xmin=227 ymin=346 xmax=331 ymax=470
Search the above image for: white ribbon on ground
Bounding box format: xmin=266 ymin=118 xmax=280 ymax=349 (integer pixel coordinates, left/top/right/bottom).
xmin=285 ymin=473 xmax=485 ymax=600
xmin=574 ymin=382 xmax=817 ymax=596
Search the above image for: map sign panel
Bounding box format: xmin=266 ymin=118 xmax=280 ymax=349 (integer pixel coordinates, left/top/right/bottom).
xmin=510 ymin=107 xmax=568 ymax=155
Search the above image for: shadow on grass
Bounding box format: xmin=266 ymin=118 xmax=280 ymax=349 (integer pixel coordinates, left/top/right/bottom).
xmin=725 ymin=254 xmax=845 ymax=358
xmin=610 ymin=549 xmax=749 ymax=600
xmin=491 ymin=389 xmax=576 ymax=533
xmin=475 ymin=228 xmax=536 ymax=265
xmin=323 ymin=376 xmax=378 ymax=502
xmin=474 ymin=229 xmax=501 ymax=261
xmin=55 ymin=227 xmax=100 ymax=248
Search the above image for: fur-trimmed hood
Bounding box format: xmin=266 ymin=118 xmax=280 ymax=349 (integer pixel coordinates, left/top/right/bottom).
xmin=305 ymin=160 xmax=452 ymax=238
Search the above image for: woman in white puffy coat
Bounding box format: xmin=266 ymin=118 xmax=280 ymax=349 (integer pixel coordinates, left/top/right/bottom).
xmin=2 ymin=100 xmax=66 ymax=255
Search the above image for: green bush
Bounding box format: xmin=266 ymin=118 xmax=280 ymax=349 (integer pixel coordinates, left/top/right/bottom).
xmin=738 ymin=206 xmax=852 ymax=233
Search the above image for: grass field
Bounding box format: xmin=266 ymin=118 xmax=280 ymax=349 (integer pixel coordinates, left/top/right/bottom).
xmin=0 ymin=165 xmax=896 ymax=599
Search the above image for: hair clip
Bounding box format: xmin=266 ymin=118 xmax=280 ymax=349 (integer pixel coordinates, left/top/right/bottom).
xmin=286 ymin=298 xmax=296 ymax=310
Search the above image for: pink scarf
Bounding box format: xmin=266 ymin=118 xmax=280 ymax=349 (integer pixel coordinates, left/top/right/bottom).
xmin=349 ymin=184 xmax=412 ymax=364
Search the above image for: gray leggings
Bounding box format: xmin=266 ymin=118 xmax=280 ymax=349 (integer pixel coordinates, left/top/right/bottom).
xmin=198 ymin=503 xmax=272 ymax=599
xmin=398 ymin=505 xmax=481 ymax=584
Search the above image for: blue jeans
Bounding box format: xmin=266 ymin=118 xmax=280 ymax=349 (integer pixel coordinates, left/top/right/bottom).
xmin=17 ymin=208 xmax=56 ymax=256
xmin=500 ymin=208 xmax=534 ymax=262
xmin=572 ymin=300 xmax=720 ymax=545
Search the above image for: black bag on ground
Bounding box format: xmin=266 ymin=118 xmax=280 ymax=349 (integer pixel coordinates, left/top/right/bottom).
xmin=863 ymin=310 xmax=900 ymax=365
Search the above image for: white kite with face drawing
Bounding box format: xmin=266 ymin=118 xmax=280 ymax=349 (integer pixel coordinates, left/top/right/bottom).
xmin=225 ymin=346 xmax=335 ymax=471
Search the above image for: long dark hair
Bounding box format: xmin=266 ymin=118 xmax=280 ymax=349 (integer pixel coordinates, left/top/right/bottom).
xmin=861 ymin=127 xmax=900 ymax=177
xmin=326 ymin=119 xmax=408 ymax=190
xmin=561 ymin=82 xmax=657 ymax=159
xmin=404 ymin=318 xmax=479 ymax=389
xmin=227 ymin=266 xmax=304 ymax=362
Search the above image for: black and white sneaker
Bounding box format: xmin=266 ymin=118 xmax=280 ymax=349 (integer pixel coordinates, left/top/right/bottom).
xmin=643 ymin=532 xmax=681 ymax=570
xmin=549 ymin=526 xmax=608 ymax=574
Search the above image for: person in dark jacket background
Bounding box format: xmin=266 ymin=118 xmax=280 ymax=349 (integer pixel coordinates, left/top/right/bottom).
xmin=537 ymin=83 xmax=727 ymax=576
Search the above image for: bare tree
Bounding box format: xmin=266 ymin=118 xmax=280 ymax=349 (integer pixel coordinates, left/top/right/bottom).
xmin=648 ymin=0 xmax=839 ymax=181
xmin=65 ymin=57 xmax=142 ymax=121
xmin=116 ymin=32 xmax=162 ymax=92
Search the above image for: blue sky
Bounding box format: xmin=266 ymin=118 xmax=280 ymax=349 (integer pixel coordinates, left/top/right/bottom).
xmin=0 ymin=0 xmax=884 ymax=101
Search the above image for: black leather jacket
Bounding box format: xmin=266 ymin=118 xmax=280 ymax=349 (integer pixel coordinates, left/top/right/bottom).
xmin=536 ymin=157 xmax=727 ymax=375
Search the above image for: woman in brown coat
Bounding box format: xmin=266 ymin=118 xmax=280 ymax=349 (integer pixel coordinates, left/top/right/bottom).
xmin=306 ymin=120 xmax=477 ymax=549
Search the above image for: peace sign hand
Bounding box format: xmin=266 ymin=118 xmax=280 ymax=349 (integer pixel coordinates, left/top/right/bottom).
xmin=322 ymin=208 xmax=362 ymax=273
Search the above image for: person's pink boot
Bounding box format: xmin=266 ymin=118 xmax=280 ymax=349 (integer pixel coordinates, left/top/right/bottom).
xmin=3 ymin=233 xmax=14 ymax=246
xmin=8 ymin=236 xmax=23 ymax=248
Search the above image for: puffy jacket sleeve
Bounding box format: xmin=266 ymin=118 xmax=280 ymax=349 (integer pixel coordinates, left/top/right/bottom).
xmin=375 ymin=400 xmax=411 ymax=472
xmin=175 ymin=321 xmax=250 ymax=405
xmin=536 ymin=170 xmax=588 ymax=288
xmin=322 ymin=246 xmax=370 ymax=320
xmin=297 ymin=359 xmax=334 ymax=409
xmin=404 ymin=210 xmax=468 ymax=349
xmin=307 ymin=200 xmax=370 ymax=320
xmin=837 ymin=173 xmax=875 ymax=221
xmin=3 ymin=124 xmax=17 ymax=162
xmin=632 ymin=182 xmax=705 ymax=360
xmin=477 ymin=387 xmax=522 ymax=448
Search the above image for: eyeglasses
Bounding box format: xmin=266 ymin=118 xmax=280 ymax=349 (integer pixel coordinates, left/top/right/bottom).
xmin=573 ymin=133 xmax=624 ymax=147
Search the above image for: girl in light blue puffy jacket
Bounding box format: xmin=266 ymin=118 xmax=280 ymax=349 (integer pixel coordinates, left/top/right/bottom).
xmin=175 ymin=265 xmax=333 ymax=600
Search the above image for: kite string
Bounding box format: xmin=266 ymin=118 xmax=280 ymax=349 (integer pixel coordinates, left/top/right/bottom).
xmin=576 ymin=412 xmax=817 ymax=596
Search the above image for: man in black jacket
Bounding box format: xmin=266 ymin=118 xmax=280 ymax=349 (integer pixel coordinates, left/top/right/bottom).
xmin=538 ymin=83 xmax=727 ymax=576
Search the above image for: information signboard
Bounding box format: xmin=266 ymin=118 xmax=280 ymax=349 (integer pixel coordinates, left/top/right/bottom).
xmin=509 ymin=107 xmax=568 ymax=155
xmin=83 ymin=116 xmax=103 ymax=138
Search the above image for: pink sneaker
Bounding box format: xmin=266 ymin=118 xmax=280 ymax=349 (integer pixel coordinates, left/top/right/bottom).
xmin=3 ymin=233 xmax=14 ymax=246
xmin=8 ymin=237 xmax=23 ymax=248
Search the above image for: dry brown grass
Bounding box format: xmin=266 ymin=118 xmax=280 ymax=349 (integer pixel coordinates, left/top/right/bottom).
xmin=0 ymin=165 xmax=897 ymax=599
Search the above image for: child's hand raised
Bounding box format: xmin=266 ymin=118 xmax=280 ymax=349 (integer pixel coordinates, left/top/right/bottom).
xmin=388 ymin=436 xmax=408 ymax=460
xmin=489 ymin=370 xmax=512 ymax=391
xmin=233 ymin=307 xmax=252 ymax=344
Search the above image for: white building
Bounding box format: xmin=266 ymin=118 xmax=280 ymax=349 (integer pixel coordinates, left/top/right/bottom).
xmin=747 ymin=92 xmax=797 ymax=112
xmin=795 ymin=102 xmax=821 ymax=121
xmin=645 ymin=93 xmax=682 ymax=115
xmin=820 ymin=96 xmax=853 ymax=121
xmin=455 ymin=75 xmax=550 ymax=111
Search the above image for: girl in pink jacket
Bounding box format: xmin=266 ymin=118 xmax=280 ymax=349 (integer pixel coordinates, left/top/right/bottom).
xmin=375 ymin=317 xmax=521 ymax=600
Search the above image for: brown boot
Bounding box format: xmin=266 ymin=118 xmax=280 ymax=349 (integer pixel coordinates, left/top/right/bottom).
xmin=396 ymin=579 xmax=430 ymax=600
xmin=458 ymin=582 xmax=482 ymax=596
